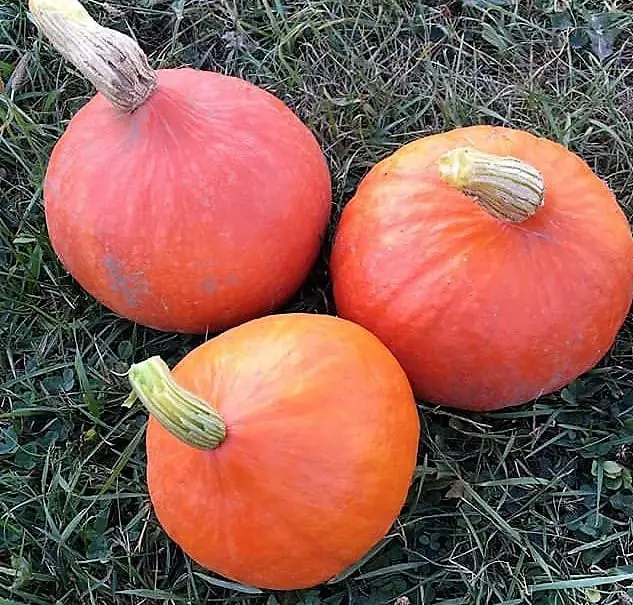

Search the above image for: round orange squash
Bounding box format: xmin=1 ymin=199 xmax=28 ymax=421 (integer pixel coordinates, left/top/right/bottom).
xmin=128 ymin=313 xmax=420 ymax=590
xmin=331 ymin=125 xmax=633 ymax=411
xmin=30 ymin=0 xmax=331 ymax=333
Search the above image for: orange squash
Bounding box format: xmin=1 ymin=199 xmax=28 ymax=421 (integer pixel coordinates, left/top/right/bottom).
xmin=128 ymin=313 xmax=420 ymax=590
xmin=29 ymin=0 xmax=331 ymax=333
xmin=331 ymin=125 xmax=633 ymax=411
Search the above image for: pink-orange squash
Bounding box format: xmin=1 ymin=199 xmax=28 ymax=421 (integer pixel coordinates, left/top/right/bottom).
xmin=30 ymin=0 xmax=331 ymax=333
xmin=331 ymin=126 xmax=633 ymax=411
xmin=128 ymin=313 xmax=420 ymax=590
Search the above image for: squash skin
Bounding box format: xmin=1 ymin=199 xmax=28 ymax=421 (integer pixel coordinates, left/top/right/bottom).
xmin=330 ymin=125 xmax=633 ymax=411
xmin=145 ymin=313 xmax=420 ymax=590
xmin=44 ymin=69 xmax=331 ymax=333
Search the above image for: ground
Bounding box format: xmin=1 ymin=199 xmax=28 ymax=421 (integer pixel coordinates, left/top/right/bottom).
xmin=1 ymin=0 xmax=633 ymax=604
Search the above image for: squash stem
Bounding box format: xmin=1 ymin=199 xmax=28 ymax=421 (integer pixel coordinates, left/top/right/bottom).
xmin=128 ymin=356 xmax=226 ymax=450
xmin=439 ymin=147 xmax=545 ymax=223
xmin=29 ymin=0 xmax=157 ymax=112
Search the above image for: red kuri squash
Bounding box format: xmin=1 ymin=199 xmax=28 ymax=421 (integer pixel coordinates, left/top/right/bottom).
xmin=30 ymin=0 xmax=331 ymax=333
xmin=331 ymin=125 xmax=633 ymax=411
xmin=128 ymin=313 xmax=420 ymax=590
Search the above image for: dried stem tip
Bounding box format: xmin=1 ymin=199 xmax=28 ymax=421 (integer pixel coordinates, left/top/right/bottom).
xmin=439 ymin=147 xmax=545 ymax=223
xmin=29 ymin=0 xmax=157 ymax=113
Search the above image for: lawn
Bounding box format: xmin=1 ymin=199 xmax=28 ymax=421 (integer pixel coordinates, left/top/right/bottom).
xmin=2 ymin=0 xmax=633 ymax=603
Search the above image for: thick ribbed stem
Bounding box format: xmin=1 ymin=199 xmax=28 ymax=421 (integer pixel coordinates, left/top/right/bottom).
xmin=439 ymin=147 xmax=545 ymax=223
xmin=128 ymin=357 xmax=226 ymax=450
xmin=29 ymin=0 xmax=157 ymax=112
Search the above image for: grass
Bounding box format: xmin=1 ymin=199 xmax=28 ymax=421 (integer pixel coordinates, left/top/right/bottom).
xmin=2 ymin=0 xmax=633 ymax=603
